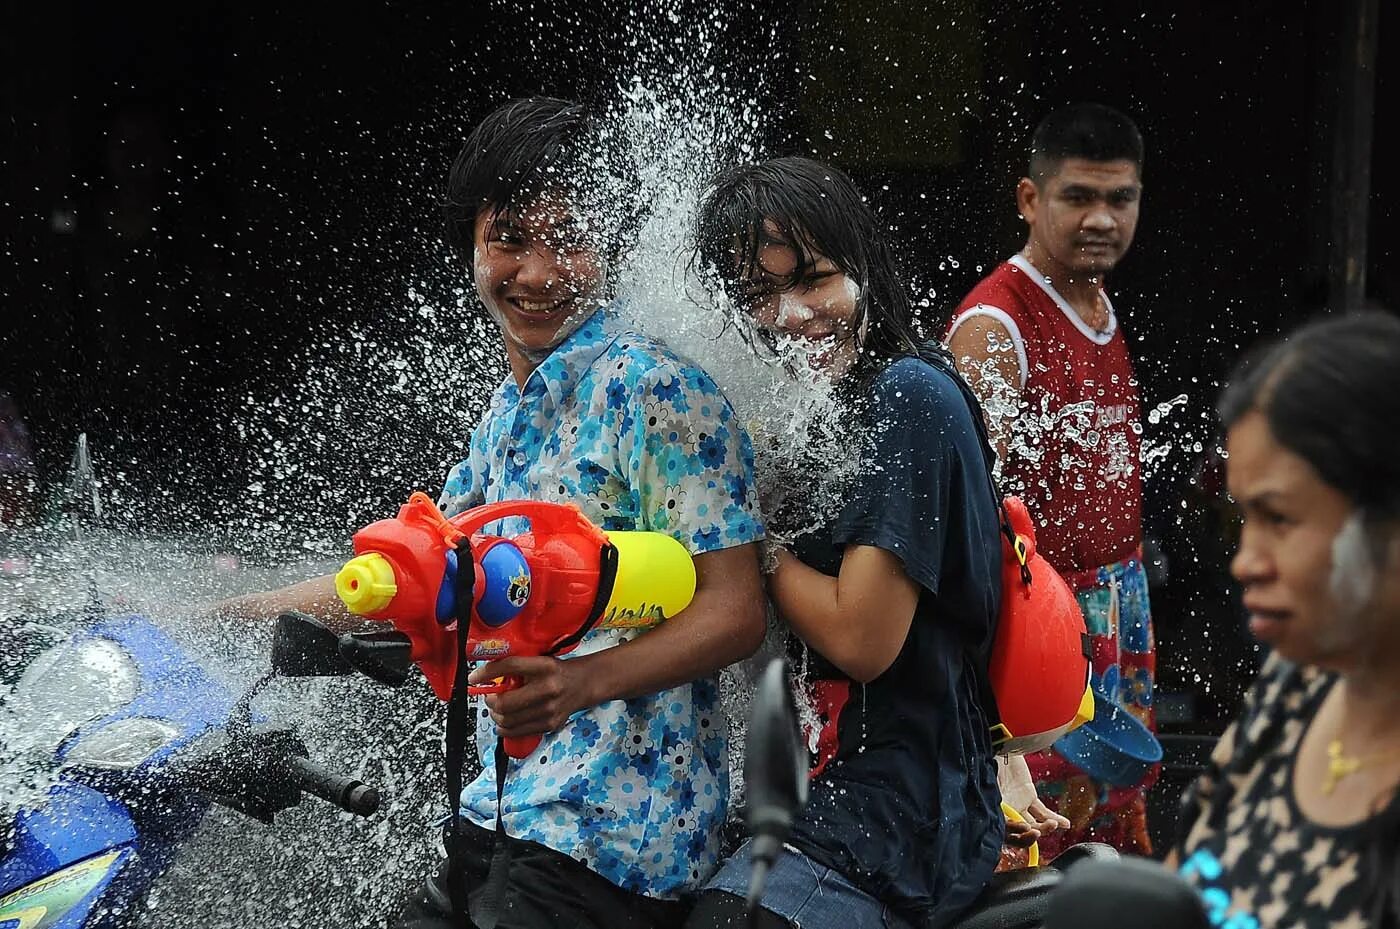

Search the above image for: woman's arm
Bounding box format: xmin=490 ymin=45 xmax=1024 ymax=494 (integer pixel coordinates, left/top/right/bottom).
xmin=766 ymin=543 xmax=920 ymax=683
xmin=998 ymin=754 xmax=1070 ymax=846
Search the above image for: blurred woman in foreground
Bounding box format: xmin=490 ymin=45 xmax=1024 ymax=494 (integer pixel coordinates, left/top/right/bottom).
xmin=1173 ymin=311 xmax=1400 ymax=928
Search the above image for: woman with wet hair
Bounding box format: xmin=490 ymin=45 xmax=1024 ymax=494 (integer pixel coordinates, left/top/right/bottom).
xmin=1172 ymin=311 xmax=1400 ymax=928
xmin=683 ymin=156 xmax=1038 ymax=928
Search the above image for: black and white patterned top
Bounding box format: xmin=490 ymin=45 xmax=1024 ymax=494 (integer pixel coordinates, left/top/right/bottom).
xmin=1175 ymin=655 xmax=1399 ymax=928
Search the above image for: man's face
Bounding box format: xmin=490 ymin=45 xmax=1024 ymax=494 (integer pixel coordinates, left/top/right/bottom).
xmin=1019 ymin=158 xmax=1141 ymax=275
xmin=471 ymin=198 xmax=605 ymax=355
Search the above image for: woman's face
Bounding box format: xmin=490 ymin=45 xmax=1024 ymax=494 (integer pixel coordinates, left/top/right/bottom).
xmin=1226 ymin=409 xmax=1400 ymax=671
xmin=735 ymin=220 xmax=861 ymax=377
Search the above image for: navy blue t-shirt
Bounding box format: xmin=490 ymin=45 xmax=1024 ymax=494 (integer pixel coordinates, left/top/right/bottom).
xmin=785 ymin=355 xmax=1005 ymax=928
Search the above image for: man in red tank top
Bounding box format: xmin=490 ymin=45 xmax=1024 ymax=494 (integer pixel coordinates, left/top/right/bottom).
xmin=948 ymin=103 xmax=1158 ymax=859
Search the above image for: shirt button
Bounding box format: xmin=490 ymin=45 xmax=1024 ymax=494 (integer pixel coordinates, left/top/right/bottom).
xmin=513 ymin=451 xmax=527 ymax=467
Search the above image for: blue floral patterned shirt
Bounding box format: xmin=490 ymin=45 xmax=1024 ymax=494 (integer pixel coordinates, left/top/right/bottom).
xmin=438 ymin=306 xmax=764 ymax=898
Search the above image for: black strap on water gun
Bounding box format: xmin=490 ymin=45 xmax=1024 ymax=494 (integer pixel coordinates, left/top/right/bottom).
xmin=440 ymin=536 xmax=619 ymax=926
xmin=548 ymin=543 xmax=619 ymax=655
xmin=442 ymin=537 xmax=513 ymax=928
xmin=469 ymin=739 xmax=511 ymax=929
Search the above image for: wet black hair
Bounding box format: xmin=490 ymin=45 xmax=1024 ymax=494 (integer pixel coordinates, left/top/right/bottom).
xmin=1218 ymin=311 xmax=1400 ymax=520
xmin=693 ymin=156 xmax=933 ymax=384
xmin=1028 ymin=102 xmax=1144 ymax=183
xmin=1217 ymin=309 xmax=1400 ymax=928
xmin=441 ymin=96 xmax=633 ymax=269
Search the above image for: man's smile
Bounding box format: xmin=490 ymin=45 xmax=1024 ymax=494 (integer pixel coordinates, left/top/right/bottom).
xmin=508 ymin=296 xmax=576 ymax=319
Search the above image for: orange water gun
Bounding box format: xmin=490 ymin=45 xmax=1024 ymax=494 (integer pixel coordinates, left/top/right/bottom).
xmin=333 ymin=493 xmax=696 ymax=757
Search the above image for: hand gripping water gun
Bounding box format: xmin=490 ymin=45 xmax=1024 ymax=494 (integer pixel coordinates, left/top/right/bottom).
xmin=332 ymin=492 xmax=696 ymax=757
xmin=988 ymin=496 xmax=1095 ymax=756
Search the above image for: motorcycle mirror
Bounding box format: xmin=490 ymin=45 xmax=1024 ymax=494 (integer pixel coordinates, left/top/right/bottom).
xmin=742 ymin=657 xmax=809 ymax=917
xmin=271 ymin=611 xmax=355 ymax=677
xmin=337 ymin=630 xmax=413 ymax=686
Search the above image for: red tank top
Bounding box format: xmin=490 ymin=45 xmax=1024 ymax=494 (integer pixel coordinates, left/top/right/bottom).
xmin=950 ymin=255 xmax=1143 ymax=576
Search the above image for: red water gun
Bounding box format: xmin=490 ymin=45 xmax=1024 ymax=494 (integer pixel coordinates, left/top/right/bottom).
xmin=333 ymin=492 xmax=696 ymax=757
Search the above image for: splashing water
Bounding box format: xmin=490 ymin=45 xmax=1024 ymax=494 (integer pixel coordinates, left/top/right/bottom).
xmin=595 ymin=62 xmax=875 ymax=787
xmin=0 ymin=10 xmax=857 ymax=929
xmin=214 ymin=285 xmax=500 ymax=561
xmin=0 ymin=530 xmax=451 ymax=927
xmin=955 ymin=328 xmax=1204 ymax=489
xmin=606 ymin=79 xmax=862 ymax=546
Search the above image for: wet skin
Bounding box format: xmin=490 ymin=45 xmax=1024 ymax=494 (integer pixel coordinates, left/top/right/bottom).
xmin=472 ymin=200 xmax=605 ymax=386
xmin=737 ymin=220 xmax=860 ymax=377
xmin=1018 ymin=157 xmax=1142 ymax=282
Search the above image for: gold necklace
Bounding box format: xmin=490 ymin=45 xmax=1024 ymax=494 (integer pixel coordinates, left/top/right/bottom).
xmin=1323 ymin=738 xmax=1400 ymax=795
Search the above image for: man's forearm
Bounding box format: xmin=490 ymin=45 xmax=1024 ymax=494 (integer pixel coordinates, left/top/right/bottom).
xmin=210 ymin=574 xmax=356 ymax=630
xmin=576 ymin=604 xmax=763 ymax=704
xmin=571 ymin=544 xmax=765 ymax=704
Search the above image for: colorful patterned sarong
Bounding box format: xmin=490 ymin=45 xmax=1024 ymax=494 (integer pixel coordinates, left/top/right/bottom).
xmin=1023 ymin=551 xmax=1158 ymax=860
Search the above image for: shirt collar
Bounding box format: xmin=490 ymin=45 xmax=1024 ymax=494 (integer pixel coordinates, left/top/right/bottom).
xmin=1007 ymin=253 xmax=1117 ymax=345
xmin=520 ymin=303 xmax=623 ymax=409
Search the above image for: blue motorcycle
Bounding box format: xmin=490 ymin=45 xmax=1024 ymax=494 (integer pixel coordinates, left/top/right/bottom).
xmin=0 ymin=605 xmax=382 ymax=929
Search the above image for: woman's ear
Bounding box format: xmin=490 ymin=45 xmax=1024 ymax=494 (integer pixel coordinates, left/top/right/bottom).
xmin=1356 ymin=516 xmax=1400 ymax=620
xmin=1330 ymin=512 xmax=1381 ymax=616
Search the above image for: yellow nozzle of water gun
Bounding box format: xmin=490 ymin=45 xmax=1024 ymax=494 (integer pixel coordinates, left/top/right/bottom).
xmin=335 ymin=552 xmax=398 ymax=616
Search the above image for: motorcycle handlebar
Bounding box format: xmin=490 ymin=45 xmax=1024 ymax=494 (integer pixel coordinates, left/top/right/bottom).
xmin=288 ymin=755 xmax=381 ymax=817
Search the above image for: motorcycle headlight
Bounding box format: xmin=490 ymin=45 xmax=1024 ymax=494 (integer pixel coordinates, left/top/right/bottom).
xmin=64 ymin=717 xmax=182 ymax=770
xmin=10 ymin=637 xmax=140 ymax=747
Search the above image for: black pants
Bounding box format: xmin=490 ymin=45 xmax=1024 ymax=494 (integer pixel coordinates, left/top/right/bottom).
xmin=395 ymin=821 xmax=689 ymax=929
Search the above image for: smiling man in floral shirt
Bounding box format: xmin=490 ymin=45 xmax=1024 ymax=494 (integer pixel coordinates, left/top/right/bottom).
xmin=218 ymin=97 xmax=765 ymax=928
xmin=405 ymin=97 xmax=767 ymax=928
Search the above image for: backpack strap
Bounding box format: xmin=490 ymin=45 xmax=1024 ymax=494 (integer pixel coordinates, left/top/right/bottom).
xmin=917 ymin=346 xmax=1031 ymax=586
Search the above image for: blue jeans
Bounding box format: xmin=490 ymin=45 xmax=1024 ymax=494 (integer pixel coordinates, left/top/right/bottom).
xmin=700 ymin=840 xmax=914 ymax=929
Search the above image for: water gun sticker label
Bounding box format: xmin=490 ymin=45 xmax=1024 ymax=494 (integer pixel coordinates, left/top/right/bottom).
xmin=598 ymin=602 xmax=668 ymax=630
xmin=470 ymin=637 xmax=511 ymax=659
xmin=506 ymin=571 xmax=531 ymax=608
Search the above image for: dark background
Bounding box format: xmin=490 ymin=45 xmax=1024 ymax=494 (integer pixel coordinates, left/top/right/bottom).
xmin=6 ymin=0 xmax=1393 ymax=487
xmin=2 ymin=0 xmax=1393 ymax=834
